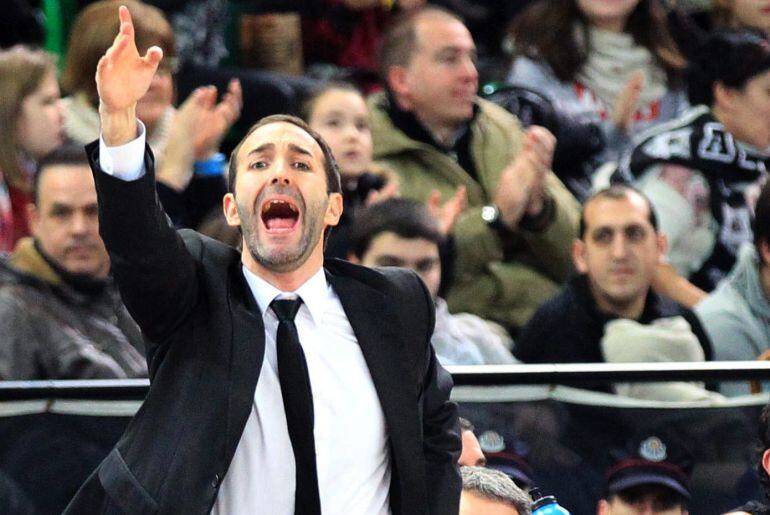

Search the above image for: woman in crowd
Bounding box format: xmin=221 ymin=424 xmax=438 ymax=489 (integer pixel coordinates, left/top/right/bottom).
xmin=507 ymin=0 xmax=687 ymax=164
xmin=0 ymin=46 xmax=64 ymax=252
xmin=61 ymin=0 xmax=242 ymax=230
xmin=614 ymin=30 xmax=770 ymax=294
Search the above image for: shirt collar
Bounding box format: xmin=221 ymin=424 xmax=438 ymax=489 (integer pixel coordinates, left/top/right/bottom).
xmin=241 ymin=265 xmax=329 ymax=324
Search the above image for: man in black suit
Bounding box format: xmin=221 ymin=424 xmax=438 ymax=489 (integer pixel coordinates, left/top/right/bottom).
xmin=65 ymin=6 xmax=460 ymax=514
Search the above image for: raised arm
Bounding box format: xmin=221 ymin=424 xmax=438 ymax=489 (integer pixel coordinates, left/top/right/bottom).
xmin=97 ymin=5 xmax=163 ymax=146
xmin=90 ymin=5 xmax=199 ymax=354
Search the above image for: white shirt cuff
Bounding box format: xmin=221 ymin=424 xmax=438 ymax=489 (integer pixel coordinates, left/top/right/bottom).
xmin=98 ymin=121 xmax=147 ymax=181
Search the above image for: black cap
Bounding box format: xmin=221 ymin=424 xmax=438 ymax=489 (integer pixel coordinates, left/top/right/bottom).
xmin=478 ymin=430 xmax=535 ymax=488
xmin=605 ymin=435 xmax=692 ymax=499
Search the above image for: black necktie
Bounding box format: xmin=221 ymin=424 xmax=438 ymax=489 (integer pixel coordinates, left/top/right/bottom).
xmin=271 ymin=298 xmax=322 ymax=515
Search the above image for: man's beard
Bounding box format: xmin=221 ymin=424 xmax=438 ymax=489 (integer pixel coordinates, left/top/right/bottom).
xmin=238 ymin=185 xmax=327 ymax=273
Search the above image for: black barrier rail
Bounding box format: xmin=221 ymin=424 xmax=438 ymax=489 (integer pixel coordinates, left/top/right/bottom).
xmin=3 ymin=361 xmax=770 ymax=400
xmin=447 ymin=361 xmax=770 ymax=386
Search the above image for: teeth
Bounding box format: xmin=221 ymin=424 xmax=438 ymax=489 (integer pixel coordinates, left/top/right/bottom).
xmin=261 ymin=199 xmax=298 ymax=215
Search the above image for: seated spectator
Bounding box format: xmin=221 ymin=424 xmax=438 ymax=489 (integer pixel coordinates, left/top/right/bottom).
xmin=0 ymin=145 xmax=147 ymax=379
xmin=514 ymin=185 xmax=715 ymax=400
xmin=303 ymin=81 xmax=399 ymax=258
xmin=598 ymin=435 xmax=691 ymax=515
xmin=369 ymin=6 xmax=580 ymax=332
xmin=613 ymin=30 xmax=770 ymax=293
xmin=460 ymin=466 xmax=532 ymax=515
xmin=60 ymin=0 xmax=242 ymax=229
xmin=507 ymin=0 xmax=687 ymax=165
xmin=349 ymin=198 xmax=516 ymax=365
xmin=0 ymin=45 xmax=64 ymax=252
xmin=696 ymin=181 xmax=770 ymax=396
xmin=459 ymin=417 xmax=487 ymax=467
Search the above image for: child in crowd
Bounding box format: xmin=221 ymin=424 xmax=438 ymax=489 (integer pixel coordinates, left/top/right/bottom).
xmin=303 ymin=81 xmax=400 ymax=258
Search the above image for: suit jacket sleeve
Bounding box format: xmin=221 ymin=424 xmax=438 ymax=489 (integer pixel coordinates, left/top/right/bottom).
xmin=85 ymin=141 xmax=199 ymax=363
xmin=412 ymin=272 xmax=462 ymax=513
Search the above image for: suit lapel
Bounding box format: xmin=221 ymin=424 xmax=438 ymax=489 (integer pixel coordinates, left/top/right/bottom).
xmin=224 ymin=261 xmax=266 ymax=462
xmin=327 ymin=271 xmax=424 ymax=512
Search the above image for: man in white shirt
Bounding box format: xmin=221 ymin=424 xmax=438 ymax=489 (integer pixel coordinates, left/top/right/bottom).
xmin=64 ymin=6 xmax=461 ymax=515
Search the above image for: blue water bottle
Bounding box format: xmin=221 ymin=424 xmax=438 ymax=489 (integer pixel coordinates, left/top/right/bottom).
xmin=530 ymin=487 xmax=571 ymax=515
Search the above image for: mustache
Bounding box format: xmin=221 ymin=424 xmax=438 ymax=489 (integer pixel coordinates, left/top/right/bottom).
xmin=64 ymin=240 xmax=100 ymax=253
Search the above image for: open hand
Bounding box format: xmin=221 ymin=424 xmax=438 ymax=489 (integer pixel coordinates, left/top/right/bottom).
xmin=96 ymin=5 xmax=163 ymax=145
xmin=97 ymin=6 xmax=163 ymax=114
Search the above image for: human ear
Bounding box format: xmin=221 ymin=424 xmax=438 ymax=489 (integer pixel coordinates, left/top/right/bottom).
xmin=572 ymin=239 xmax=588 ymax=273
xmin=324 ymin=192 xmax=343 ymax=227
xmin=223 ymin=193 xmax=241 ymax=227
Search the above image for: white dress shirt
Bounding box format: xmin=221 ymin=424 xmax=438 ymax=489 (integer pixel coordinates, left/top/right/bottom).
xmin=100 ymin=126 xmax=392 ymax=514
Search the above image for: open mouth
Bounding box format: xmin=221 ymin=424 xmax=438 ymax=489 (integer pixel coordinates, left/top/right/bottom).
xmin=261 ymin=199 xmax=300 ymax=233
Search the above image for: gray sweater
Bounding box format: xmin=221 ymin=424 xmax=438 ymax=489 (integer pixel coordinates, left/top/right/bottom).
xmin=695 ymin=244 xmax=770 ymax=395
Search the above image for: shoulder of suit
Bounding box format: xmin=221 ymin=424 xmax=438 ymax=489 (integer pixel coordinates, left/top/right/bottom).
xmin=325 ymin=258 xmax=426 ymax=296
xmin=179 ymin=229 xmax=241 ymax=266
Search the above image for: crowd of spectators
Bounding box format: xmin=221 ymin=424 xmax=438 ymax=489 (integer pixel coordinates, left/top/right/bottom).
xmin=4 ymin=0 xmax=770 ymax=511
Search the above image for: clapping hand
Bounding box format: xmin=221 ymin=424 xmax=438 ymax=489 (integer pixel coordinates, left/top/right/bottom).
xmin=427 ymin=186 xmax=467 ymax=236
xmin=190 ymin=79 xmax=243 ymax=160
xmin=612 ymin=70 xmax=644 ymax=134
xmin=494 ymin=126 xmax=555 ymax=229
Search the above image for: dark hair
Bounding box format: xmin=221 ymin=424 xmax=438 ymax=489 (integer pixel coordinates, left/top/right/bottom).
xmin=754 ymin=180 xmax=770 ymax=265
xmin=33 ymin=143 xmax=90 ymax=204
xmin=349 ymin=198 xmax=443 ymax=259
xmin=300 ymin=81 xmax=363 ymax=123
xmin=378 ymin=6 xmax=465 ymax=84
xmin=61 ymin=0 xmax=176 ymax=105
xmin=227 ymin=114 xmax=342 ymax=196
xmin=508 ymin=0 xmax=683 ymax=83
xmin=686 ymin=30 xmax=770 ymax=106
xmin=580 ymin=184 xmax=659 ymax=239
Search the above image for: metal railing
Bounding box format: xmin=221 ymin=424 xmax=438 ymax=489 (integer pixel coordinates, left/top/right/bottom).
xmin=2 ymin=361 xmax=770 ymax=400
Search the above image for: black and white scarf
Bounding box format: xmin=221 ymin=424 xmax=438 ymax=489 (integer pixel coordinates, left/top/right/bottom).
xmin=614 ymin=105 xmax=770 ymax=290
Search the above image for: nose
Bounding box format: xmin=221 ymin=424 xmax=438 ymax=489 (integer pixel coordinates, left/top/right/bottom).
xmin=611 ymin=234 xmax=629 ymax=259
xmin=55 ymin=99 xmax=65 ymax=128
xmin=70 ymin=211 xmax=91 ymax=236
xmin=343 ymin=123 xmax=359 ymax=140
xmin=460 ymin=55 xmax=478 ymax=82
xmin=270 ymin=159 xmax=291 ymax=186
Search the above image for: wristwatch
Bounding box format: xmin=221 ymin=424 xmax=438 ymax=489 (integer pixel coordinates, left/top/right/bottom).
xmin=481 ymin=204 xmax=507 ymax=232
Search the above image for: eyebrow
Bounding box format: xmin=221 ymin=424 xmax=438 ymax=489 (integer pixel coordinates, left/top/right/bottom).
xmin=246 ymin=143 xmax=274 ymax=157
xmin=288 ymin=143 xmax=313 ymax=158
xmin=246 ymin=143 xmax=313 ymax=158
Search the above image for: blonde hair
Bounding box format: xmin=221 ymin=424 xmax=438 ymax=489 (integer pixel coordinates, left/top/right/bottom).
xmin=0 ymin=45 xmax=57 ymax=189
